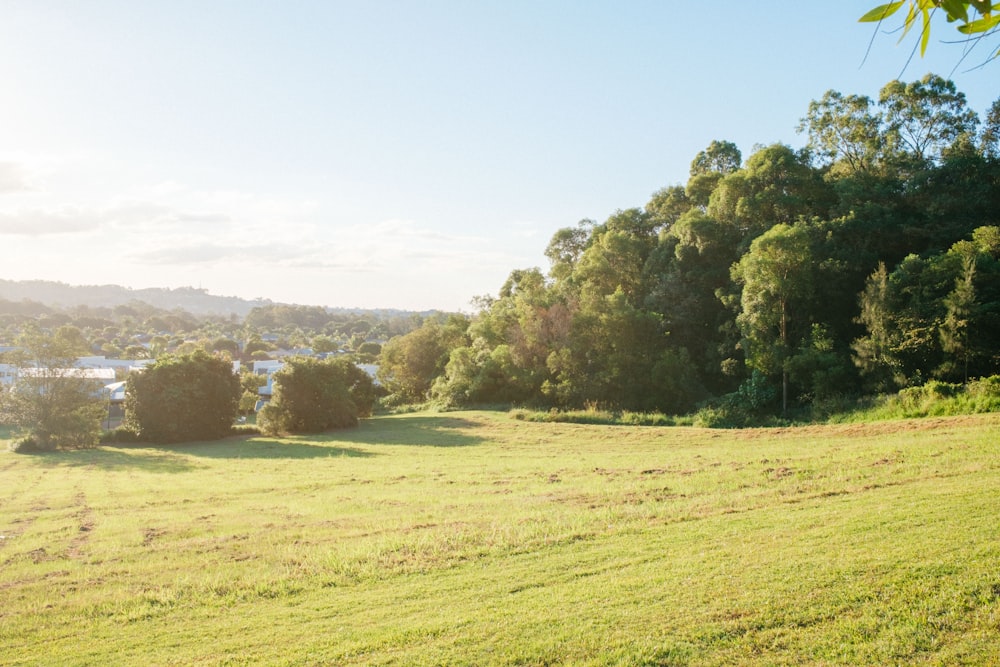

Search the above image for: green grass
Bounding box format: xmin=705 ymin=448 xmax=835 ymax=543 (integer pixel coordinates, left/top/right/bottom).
xmin=2 ymin=412 xmax=999 ymax=665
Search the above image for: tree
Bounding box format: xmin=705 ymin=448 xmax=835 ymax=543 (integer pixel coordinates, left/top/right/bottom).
xmin=124 ymin=350 xmax=239 ymax=443
xmin=434 ymin=268 xmax=572 ymax=408
xmin=878 ymin=75 xmax=978 ymax=166
xmin=708 ymin=144 xmax=830 ymax=240
xmin=798 ymin=91 xmax=883 ymax=174
xmin=209 ymin=336 xmax=240 ymax=358
xmin=981 ymin=97 xmax=1000 ymax=157
xmin=731 ymin=223 xmax=816 ymax=414
xmin=939 ymin=254 xmax=977 ymax=381
xmin=377 ymin=315 xmax=469 ymax=403
xmin=54 ymin=325 xmax=92 ymax=355
xmin=239 ymin=370 xmax=267 ymax=414
xmin=258 ymin=356 xmax=374 ymax=435
xmin=860 ymin=2 xmax=1000 ymax=64
xmin=687 ymin=140 xmax=742 ymax=208
xmin=0 ymin=325 xmax=105 ymax=450
xmin=311 ymin=334 xmax=339 ymax=354
xmin=545 ymin=221 xmax=593 ymax=284
xmin=852 ymin=262 xmax=906 ymax=391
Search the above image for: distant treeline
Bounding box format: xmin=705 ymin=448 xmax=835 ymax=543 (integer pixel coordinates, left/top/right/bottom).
xmin=0 ymin=291 xmax=431 ymax=361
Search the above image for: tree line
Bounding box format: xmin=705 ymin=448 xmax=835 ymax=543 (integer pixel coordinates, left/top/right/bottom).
xmin=377 ymin=75 xmax=1000 ymax=424
xmin=1 ymin=323 xmax=377 ymax=450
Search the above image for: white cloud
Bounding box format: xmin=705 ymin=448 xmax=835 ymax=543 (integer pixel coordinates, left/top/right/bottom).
xmin=0 ymin=207 xmax=103 ymax=235
xmin=130 ymin=241 xmax=309 ymax=266
xmin=0 ymin=162 xmax=33 ymax=193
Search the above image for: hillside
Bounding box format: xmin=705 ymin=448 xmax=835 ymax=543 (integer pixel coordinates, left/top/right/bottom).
xmin=2 ymin=411 xmax=998 ymax=664
xmin=0 ymin=279 xmax=426 ymax=320
xmin=0 ymin=279 xmax=268 ymax=316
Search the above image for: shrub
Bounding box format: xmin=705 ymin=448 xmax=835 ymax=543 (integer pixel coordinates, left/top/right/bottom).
xmin=99 ymin=427 xmax=143 ymax=445
xmin=9 ymin=436 xmax=39 ymax=453
xmin=694 ymin=371 xmax=779 ymax=428
xmin=125 ymin=350 xmax=240 ymax=443
xmin=258 ymin=357 xmax=374 ymax=435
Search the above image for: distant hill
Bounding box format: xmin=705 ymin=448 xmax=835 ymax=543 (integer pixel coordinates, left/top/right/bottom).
xmin=0 ymin=280 xmax=269 ymax=316
xmin=0 ymin=279 xmax=433 ymax=320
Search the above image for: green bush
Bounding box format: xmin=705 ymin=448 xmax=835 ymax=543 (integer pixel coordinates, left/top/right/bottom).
xmin=618 ymin=411 xmax=675 ymax=426
xmin=510 ymin=407 xmax=676 ymax=427
xmin=99 ymin=427 xmax=143 ymax=444
xmin=124 ymin=350 xmax=240 ymax=443
xmin=694 ymin=371 xmax=779 ymax=428
xmin=828 ymin=375 xmax=1000 ymax=422
xmin=258 ymin=357 xmax=374 ymax=435
xmin=9 ymin=436 xmax=39 ymax=453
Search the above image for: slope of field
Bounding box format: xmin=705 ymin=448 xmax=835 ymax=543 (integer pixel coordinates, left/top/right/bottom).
xmin=1 ymin=413 xmax=998 ymax=665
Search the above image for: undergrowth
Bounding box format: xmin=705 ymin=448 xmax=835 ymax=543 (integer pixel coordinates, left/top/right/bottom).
xmin=508 ymin=375 xmax=1000 ymax=428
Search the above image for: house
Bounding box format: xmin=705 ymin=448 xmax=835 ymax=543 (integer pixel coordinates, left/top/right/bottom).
xmin=76 ymin=355 xmax=154 ymax=373
xmin=0 ymin=363 xmax=17 ymax=387
xmin=16 ymin=367 xmax=117 ymax=396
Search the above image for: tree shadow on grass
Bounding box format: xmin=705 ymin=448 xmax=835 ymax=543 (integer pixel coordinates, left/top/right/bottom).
xmin=13 ymin=447 xmax=199 ymax=474
xmin=318 ymin=415 xmax=488 ymax=448
xmin=9 ymin=437 xmax=374 ymax=471
xmin=166 ymin=437 xmax=375 ymax=460
xmin=6 ymin=414 xmax=483 ymax=470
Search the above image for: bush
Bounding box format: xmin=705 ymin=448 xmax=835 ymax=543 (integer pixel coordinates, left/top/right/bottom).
xmin=99 ymin=427 xmax=143 ymax=445
xmin=258 ymin=357 xmax=374 ymax=435
xmin=827 ymin=375 xmax=1000 ymax=422
xmin=125 ymin=350 xmax=240 ymax=443
xmin=509 ymin=407 xmax=677 ymax=427
xmin=694 ymin=371 xmax=779 ymax=428
xmin=9 ymin=435 xmax=39 ymax=453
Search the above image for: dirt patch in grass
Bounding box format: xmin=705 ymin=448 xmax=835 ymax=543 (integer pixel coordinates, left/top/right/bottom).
xmin=67 ymin=491 xmax=94 ymax=560
xmin=143 ymin=528 xmax=167 ymax=546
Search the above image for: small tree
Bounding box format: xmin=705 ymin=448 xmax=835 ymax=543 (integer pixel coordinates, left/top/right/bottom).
xmin=238 ymin=370 xmax=267 ymax=415
xmin=124 ymin=350 xmax=239 ymax=443
xmin=258 ymin=356 xmax=374 ymax=435
xmin=0 ymin=325 xmax=104 ymax=450
xmin=731 ymin=223 xmax=815 ymax=415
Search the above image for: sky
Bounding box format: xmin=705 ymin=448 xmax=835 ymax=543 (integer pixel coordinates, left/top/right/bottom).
xmin=1 ymin=2 xmax=996 ymax=312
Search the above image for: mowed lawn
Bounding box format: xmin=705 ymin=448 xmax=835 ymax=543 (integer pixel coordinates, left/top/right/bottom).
xmin=1 ymin=412 xmax=999 ymax=666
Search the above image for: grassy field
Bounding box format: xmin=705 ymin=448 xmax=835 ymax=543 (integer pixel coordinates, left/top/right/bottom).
xmin=1 ymin=412 xmax=999 ymax=666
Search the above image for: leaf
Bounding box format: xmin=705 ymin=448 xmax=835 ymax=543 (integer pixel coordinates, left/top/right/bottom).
xmin=899 ymin=2 xmax=920 ymax=41
xmin=938 ymin=0 xmax=969 ymax=22
xmin=859 ymin=1 xmax=906 ymax=22
xmin=957 ymin=13 xmax=1000 ymax=33
xmin=920 ymin=6 xmax=931 ymax=55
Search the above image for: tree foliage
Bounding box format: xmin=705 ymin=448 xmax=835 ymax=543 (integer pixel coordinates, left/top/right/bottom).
xmin=0 ymin=325 xmax=105 ymax=450
xmin=124 ymin=350 xmax=240 ymax=443
xmin=382 ymin=76 xmax=1000 ymax=419
xmin=377 ymin=315 xmax=468 ymax=403
xmin=258 ymin=356 xmax=374 ymax=435
xmin=860 ymin=1 xmax=1000 ymax=63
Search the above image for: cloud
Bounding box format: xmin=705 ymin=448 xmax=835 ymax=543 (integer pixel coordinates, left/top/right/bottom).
xmin=0 ymin=201 xmax=234 ymax=237
xmin=124 ymin=217 xmax=513 ymax=278
xmin=0 ymin=207 xmax=103 ymax=235
xmin=0 ymin=162 xmax=33 ymax=193
xmin=131 ymin=241 xmax=312 ymax=266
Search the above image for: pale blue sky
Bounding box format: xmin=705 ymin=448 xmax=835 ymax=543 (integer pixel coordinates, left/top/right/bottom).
xmin=1 ymin=2 xmax=996 ymax=311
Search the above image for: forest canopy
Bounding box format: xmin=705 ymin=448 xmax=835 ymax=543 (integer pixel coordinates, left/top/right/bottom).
xmin=377 ymin=75 xmax=1000 ymax=423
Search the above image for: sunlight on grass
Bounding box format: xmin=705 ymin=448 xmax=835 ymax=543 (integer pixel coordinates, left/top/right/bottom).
xmin=1 ymin=412 xmax=998 ymax=665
